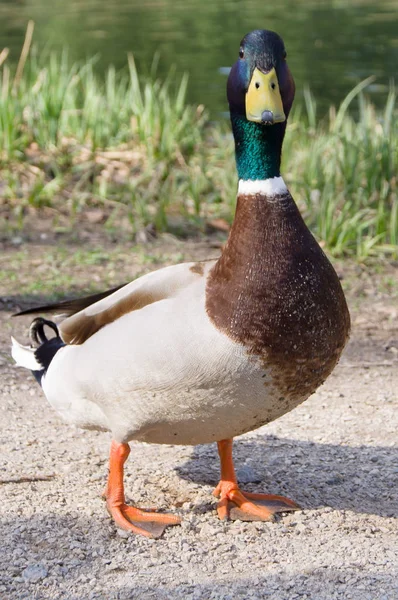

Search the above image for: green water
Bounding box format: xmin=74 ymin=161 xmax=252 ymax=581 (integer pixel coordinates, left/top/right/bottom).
xmin=1 ymin=0 xmax=397 ymax=116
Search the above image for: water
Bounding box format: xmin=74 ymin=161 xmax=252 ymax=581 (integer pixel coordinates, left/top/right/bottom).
xmin=1 ymin=0 xmax=397 ymax=117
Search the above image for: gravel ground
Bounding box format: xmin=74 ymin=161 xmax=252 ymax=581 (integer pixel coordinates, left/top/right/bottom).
xmin=1 ymin=243 xmax=397 ymax=600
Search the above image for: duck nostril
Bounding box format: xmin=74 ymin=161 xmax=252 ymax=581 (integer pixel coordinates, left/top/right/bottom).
xmin=271 ymin=83 xmax=276 ymax=90
xmin=255 ymin=82 xmax=260 ymax=89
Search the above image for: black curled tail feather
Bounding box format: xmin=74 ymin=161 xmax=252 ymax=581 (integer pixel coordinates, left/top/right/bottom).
xmin=30 ymin=318 xmax=65 ymax=385
xmin=30 ymin=317 xmax=60 ymax=345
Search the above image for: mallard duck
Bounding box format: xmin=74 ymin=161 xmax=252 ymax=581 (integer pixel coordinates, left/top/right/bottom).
xmin=12 ymin=29 xmax=350 ymax=538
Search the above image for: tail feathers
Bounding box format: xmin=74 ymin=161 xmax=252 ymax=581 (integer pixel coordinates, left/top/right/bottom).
xmin=11 ymin=317 xmax=66 ymax=385
xmin=35 ymin=336 xmax=65 ymax=375
xmin=11 ymin=337 xmax=43 ymax=371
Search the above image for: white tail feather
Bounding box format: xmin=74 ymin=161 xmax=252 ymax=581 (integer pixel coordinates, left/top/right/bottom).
xmin=11 ymin=337 xmax=42 ymax=370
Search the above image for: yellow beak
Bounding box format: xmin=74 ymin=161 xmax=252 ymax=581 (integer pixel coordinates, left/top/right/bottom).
xmin=245 ymin=67 xmax=286 ymax=125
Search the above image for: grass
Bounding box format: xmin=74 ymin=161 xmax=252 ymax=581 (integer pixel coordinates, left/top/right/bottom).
xmin=0 ymin=25 xmax=397 ymax=259
xmin=284 ymin=79 xmax=397 ymax=259
xmin=0 ymin=243 xmax=190 ymax=302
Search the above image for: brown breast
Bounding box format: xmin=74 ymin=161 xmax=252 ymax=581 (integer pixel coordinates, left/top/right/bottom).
xmin=206 ymin=192 xmax=350 ymax=401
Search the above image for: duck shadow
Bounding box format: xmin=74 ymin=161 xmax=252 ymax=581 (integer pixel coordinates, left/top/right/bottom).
xmin=174 ymin=435 xmax=398 ymax=519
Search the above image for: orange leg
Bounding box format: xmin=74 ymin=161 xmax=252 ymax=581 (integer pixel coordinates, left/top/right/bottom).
xmin=103 ymin=440 xmax=181 ymax=538
xmin=213 ymin=439 xmax=300 ymax=521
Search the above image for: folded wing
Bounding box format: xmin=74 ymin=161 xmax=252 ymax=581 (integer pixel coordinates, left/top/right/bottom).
xmin=16 ymin=262 xmax=213 ymax=345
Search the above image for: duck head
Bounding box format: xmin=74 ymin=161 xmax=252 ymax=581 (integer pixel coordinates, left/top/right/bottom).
xmin=228 ymin=29 xmax=295 ymax=126
xmin=227 ymin=30 xmax=295 ymax=181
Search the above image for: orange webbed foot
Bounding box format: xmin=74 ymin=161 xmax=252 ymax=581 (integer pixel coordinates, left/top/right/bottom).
xmin=105 ymin=440 xmax=181 ymax=538
xmin=106 ymin=501 xmax=181 ymax=539
xmin=214 ymin=439 xmax=300 ymax=522
xmin=213 ymin=481 xmax=299 ymax=521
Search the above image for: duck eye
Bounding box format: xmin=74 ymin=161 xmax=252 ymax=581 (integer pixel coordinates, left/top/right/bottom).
xmin=239 ymin=48 xmax=244 ymax=59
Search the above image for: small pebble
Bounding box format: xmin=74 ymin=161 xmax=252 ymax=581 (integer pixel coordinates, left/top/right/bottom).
xmin=21 ymin=565 xmax=48 ymax=583
xmin=236 ymin=466 xmax=262 ymax=484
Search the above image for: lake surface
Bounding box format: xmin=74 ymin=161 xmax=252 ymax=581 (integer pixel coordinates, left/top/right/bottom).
xmin=0 ymin=0 xmax=397 ymax=117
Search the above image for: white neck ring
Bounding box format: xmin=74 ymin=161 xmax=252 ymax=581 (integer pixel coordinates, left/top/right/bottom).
xmin=238 ymin=177 xmax=288 ymax=197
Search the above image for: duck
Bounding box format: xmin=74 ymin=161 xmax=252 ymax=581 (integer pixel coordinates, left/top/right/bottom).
xmin=11 ymin=29 xmax=350 ymax=539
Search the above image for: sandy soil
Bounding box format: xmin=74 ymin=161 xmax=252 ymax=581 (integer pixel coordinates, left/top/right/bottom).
xmin=0 ymin=236 xmax=397 ymax=599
